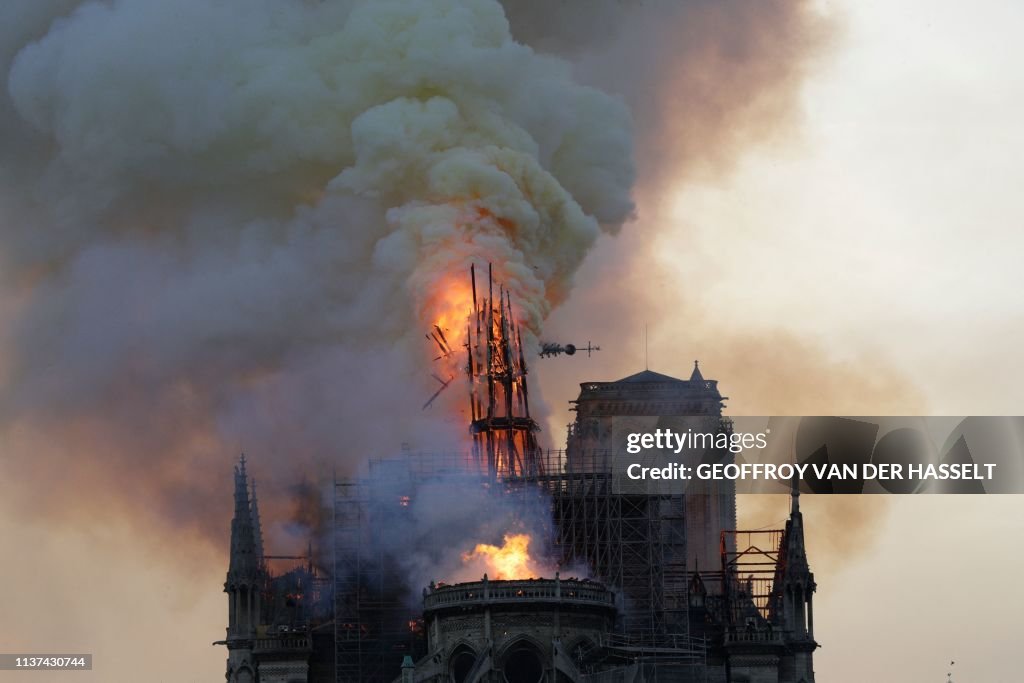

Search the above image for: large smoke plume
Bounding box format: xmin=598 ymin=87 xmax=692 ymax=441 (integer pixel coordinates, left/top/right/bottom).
xmin=0 ymin=0 xmax=637 ymax=544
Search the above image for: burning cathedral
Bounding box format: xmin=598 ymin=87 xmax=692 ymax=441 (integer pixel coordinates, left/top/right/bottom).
xmin=217 ymin=267 xmax=819 ymax=683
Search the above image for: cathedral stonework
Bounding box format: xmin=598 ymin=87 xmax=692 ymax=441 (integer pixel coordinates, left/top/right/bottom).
xmin=219 ymin=366 xmax=818 ymax=682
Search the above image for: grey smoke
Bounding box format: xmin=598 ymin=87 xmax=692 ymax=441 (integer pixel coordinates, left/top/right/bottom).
xmin=0 ymin=0 xmax=831 ymax=548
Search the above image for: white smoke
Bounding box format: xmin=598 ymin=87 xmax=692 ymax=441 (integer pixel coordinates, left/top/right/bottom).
xmin=0 ymin=0 xmax=635 ymax=522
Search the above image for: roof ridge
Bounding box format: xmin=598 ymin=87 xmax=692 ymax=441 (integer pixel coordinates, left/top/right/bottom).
xmin=616 ymin=369 xmax=686 ymax=383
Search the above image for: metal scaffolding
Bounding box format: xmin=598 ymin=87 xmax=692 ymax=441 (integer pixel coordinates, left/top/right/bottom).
xmin=331 ymin=449 xmax=705 ymax=683
xmin=518 ymin=450 xmax=690 ymax=642
xmin=711 ymin=528 xmax=786 ymax=628
xmin=333 ymin=478 xmax=423 ymax=683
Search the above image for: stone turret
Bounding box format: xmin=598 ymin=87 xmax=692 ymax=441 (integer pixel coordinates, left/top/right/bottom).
xmin=229 ymin=456 xmax=258 ymax=583
xmin=690 ymin=359 xmax=705 ymax=382
xmin=780 ymin=479 xmax=818 ymax=682
xmin=225 ymin=454 xmax=262 ymax=683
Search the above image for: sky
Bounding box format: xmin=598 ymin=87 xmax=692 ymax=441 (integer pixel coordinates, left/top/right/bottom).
xmin=2 ymin=1 xmax=1023 ymax=682
xmin=660 ymin=0 xmax=1024 ymax=416
xmin=539 ymin=0 xmax=1024 ymax=422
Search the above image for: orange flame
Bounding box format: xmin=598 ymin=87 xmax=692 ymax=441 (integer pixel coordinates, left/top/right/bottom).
xmin=429 ymin=278 xmax=474 ymax=337
xmin=461 ymin=533 xmax=544 ymax=580
xmin=422 ymin=275 xmax=475 ymax=368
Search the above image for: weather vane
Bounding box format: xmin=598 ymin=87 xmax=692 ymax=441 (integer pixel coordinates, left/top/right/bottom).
xmin=538 ymin=341 xmax=601 ymax=358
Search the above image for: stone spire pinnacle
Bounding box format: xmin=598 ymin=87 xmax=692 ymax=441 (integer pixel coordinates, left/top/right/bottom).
xmin=690 ymin=360 xmax=704 ymax=382
xmin=235 ymin=454 xmax=249 ymax=511
xmin=791 ymin=471 xmax=801 ymax=516
xmin=250 ymin=478 xmax=264 ymax=568
xmin=785 ymin=474 xmax=808 ymax=571
xmin=229 ymin=454 xmax=258 ymax=580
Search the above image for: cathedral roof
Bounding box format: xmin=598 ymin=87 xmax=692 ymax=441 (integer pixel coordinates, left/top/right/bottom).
xmin=577 ymin=362 xmax=723 ymax=405
xmin=615 ymin=369 xmax=687 ymax=384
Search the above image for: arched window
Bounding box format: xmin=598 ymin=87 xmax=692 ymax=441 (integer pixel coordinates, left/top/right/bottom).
xmin=449 ymin=644 xmax=478 ymax=683
xmin=501 ymin=640 xmax=544 ymax=683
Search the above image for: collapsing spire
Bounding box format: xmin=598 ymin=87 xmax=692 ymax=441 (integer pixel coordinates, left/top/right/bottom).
xmin=465 ymin=263 xmax=542 ymax=479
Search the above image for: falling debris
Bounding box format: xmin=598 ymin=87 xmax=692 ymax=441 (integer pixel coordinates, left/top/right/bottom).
xmin=421 ymin=374 xmax=454 ymax=411
xmin=426 ymin=325 xmax=454 ymax=361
